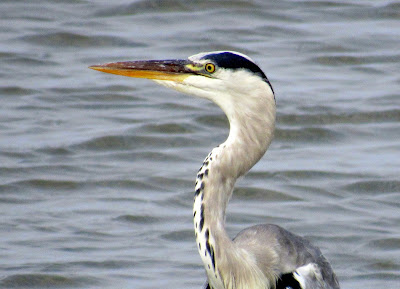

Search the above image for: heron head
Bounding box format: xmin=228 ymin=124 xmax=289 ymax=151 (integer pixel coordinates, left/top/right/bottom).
xmin=89 ymin=51 xmax=275 ymax=116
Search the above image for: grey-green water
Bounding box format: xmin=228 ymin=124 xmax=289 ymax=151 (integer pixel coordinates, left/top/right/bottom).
xmin=1 ymin=1 xmax=399 ymax=288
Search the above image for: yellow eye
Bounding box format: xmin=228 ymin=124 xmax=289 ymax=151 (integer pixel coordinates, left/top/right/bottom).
xmin=205 ymin=63 xmax=215 ymax=73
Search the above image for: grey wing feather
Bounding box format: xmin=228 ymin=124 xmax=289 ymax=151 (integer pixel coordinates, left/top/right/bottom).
xmin=232 ymin=224 xmax=340 ymax=289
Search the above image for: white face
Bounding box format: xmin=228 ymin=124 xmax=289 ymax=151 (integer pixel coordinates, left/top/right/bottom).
xmin=154 ymin=51 xmax=267 ymax=101
xmin=154 ymin=52 xmax=275 ymax=126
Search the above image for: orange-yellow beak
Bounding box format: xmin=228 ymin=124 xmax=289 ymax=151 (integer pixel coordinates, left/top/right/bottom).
xmin=89 ymin=59 xmax=196 ymax=82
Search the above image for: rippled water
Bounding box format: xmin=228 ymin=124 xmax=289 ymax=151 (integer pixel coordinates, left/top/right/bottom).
xmin=1 ymin=1 xmax=399 ymax=288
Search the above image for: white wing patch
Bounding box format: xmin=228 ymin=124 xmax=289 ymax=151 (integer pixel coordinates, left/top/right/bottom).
xmin=294 ymin=263 xmax=322 ymax=289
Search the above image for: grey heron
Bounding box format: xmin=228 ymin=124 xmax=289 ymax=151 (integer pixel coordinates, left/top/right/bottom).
xmin=89 ymin=51 xmax=340 ymax=289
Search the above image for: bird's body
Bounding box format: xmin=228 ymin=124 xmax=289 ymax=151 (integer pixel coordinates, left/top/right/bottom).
xmin=90 ymin=51 xmax=340 ymax=289
xmin=204 ymin=224 xmax=339 ymax=289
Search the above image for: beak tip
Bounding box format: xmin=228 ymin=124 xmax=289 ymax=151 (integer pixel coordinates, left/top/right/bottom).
xmin=89 ymin=65 xmax=104 ymax=71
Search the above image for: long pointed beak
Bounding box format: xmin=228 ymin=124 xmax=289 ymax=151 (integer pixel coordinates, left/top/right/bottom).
xmin=89 ymin=59 xmax=196 ymax=82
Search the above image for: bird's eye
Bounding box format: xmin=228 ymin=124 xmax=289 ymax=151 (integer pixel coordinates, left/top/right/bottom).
xmin=205 ymin=63 xmax=215 ymax=73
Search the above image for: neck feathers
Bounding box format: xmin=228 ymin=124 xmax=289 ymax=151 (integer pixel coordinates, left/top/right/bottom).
xmin=193 ymin=94 xmax=276 ymax=289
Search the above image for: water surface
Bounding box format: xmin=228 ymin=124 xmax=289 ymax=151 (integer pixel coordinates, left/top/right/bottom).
xmin=0 ymin=1 xmax=399 ymax=288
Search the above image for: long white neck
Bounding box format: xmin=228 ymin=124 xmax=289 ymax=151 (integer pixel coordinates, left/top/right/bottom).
xmin=193 ymin=86 xmax=276 ymax=289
